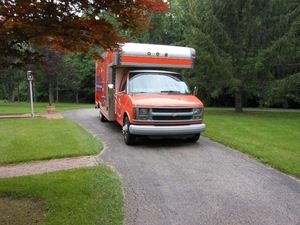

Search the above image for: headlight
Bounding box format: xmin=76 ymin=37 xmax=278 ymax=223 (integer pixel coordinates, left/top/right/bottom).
xmin=192 ymin=108 xmax=203 ymax=119
xmin=136 ymin=108 xmax=150 ymax=120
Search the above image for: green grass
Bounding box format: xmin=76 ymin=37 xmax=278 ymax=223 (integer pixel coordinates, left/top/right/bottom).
xmin=0 ymin=166 xmax=124 ymax=225
xmin=203 ymin=109 xmax=300 ymax=178
xmin=0 ymin=118 xmax=102 ymax=165
xmin=0 ymin=100 xmax=94 ymax=114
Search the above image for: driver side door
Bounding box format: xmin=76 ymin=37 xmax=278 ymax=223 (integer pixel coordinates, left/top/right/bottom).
xmin=115 ymin=75 xmax=128 ymax=125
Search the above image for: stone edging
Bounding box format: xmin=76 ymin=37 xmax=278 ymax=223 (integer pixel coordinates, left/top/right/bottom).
xmin=0 ymin=155 xmax=101 ymax=179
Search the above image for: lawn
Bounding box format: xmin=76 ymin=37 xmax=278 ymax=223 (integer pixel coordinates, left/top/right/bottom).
xmin=203 ymin=109 xmax=300 ymax=178
xmin=0 ymin=100 xmax=94 ymax=114
xmin=0 ymin=166 xmax=124 ymax=225
xmin=0 ymin=118 xmax=102 ymax=165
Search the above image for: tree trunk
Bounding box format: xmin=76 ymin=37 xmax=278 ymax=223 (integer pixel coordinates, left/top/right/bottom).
xmin=1 ymin=85 xmax=6 ymax=100
xmin=75 ymin=91 xmax=79 ymax=104
xmin=49 ymin=79 xmax=54 ymax=106
xmin=33 ymin=81 xmax=37 ymax=103
xmin=56 ymin=79 xmax=59 ymax=103
xmin=16 ymin=83 xmax=19 ymax=102
xmin=235 ymin=91 xmax=243 ymax=112
xmin=7 ymin=80 xmax=15 ymax=102
xmin=10 ymin=88 xmax=15 ymax=102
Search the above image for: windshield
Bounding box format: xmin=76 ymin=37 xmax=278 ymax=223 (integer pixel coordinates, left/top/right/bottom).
xmin=129 ymin=72 xmax=191 ymax=94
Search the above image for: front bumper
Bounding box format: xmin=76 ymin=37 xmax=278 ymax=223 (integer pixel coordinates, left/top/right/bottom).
xmin=129 ymin=123 xmax=206 ymax=136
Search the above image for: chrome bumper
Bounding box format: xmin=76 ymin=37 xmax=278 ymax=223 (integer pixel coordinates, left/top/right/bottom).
xmin=129 ymin=124 xmax=206 ymax=136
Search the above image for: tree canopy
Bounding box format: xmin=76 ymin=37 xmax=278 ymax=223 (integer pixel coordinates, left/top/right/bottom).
xmin=138 ymin=0 xmax=300 ymax=110
xmin=0 ymin=0 xmax=169 ymax=64
xmin=0 ymin=0 xmax=169 ymax=104
xmin=175 ymin=0 xmax=300 ymax=110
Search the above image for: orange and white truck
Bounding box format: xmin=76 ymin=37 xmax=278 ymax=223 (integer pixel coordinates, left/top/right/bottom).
xmin=95 ymin=43 xmax=206 ymax=145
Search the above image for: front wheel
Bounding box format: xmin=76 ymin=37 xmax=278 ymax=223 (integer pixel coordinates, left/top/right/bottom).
xmin=122 ymin=117 xmax=136 ymax=145
xmin=186 ymin=134 xmax=200 ymax=143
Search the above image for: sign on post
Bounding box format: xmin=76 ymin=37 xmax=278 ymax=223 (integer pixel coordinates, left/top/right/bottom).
xmin=27 ymin=71 xmax=34 ymax=117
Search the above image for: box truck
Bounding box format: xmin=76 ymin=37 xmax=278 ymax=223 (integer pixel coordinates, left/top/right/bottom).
xmin=95 ymin=43 xmax=206 ymax=145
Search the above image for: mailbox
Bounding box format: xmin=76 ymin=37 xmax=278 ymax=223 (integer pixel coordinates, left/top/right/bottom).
xmin=27 ymin=71 xmax=33 ymax=81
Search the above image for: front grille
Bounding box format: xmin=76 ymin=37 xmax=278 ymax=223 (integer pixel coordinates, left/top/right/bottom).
xmin=152 ymin=108 xmax=192 ymax=113
xmin=151 ymin=108 xmax=194 ymax=121
xmin=153 ymin=116 xmax=192 ymax=120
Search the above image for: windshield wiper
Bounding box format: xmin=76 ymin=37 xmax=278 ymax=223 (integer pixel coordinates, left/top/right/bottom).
xmin=160 ymin=90 xmax=182 ymax=94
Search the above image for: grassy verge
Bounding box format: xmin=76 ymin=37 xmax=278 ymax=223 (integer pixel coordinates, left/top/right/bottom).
xmin=0 ymin=100 xmax=94 ymax=114
xmin=204 ymin=109 xmax=300 ymax=178
xmin=0 ymin=118 xmax=102 ymax=165
xmin=0 ymin=166 xmax=124 ymax=225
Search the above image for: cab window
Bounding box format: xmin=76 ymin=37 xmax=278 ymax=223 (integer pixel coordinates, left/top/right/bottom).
xmin=120 ymin=79 xmax=127 ymax=93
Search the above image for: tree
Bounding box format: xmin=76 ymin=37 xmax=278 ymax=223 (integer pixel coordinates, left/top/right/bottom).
xmin=176 ymin=0 xmax=300 ymax=111
xmin=0 ymin=67 xmax=24 ymax=102
xmin=0 ymin=0 xmax=169 ymax=67
xmin=254 ymin=7 xmax=300 ymax=107
xmin=35 ymin=48 xmax=67 ymax=105
xmin=173 ymin=0 xmax=233 ymax=107
xmin=136 ymin=12 xmax=180 ymax=45
xmin=0 ymin=0 xmax=169 ymax=105
xmin=64 ymin=53 xmax=95 ymax=103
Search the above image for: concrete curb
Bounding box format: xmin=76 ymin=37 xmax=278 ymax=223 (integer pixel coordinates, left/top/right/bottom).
xmin=0 ymin=113 xmax=63 ymax=119
xmin=0 ymin=155 xmax=100 ymax=179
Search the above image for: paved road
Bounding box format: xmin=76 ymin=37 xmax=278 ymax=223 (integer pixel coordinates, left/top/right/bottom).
xmin=63 ymin=109 xmax=300 ymax=225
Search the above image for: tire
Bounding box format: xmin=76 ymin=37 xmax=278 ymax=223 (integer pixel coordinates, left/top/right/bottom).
xmin=122 ymin=117 xmax=136 ymax=145
xmin=99 ymin=111 xmax=107 ymax=122
xmin=186 ymin=133 xmax=200 ymax=143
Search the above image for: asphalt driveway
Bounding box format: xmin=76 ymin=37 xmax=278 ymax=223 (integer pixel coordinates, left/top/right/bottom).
xmin=63 ymin=109 xmax=300 ymax=225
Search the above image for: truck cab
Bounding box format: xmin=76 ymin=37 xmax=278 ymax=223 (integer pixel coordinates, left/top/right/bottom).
xmin=95 ymin=43 xmax=206 ymax=145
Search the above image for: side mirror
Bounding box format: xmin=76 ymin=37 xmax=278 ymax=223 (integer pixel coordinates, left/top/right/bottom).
xmin=193 ymin=86 xmax=198 ymax=96
xmin=108 ymin=84 xmax=115 ymax=95
xmin=108 ymin=84 xmax=114 ymax=90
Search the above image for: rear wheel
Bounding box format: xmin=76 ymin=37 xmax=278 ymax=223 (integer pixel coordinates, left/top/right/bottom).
xmin=186 ymin=134 xmax=200 ymax=143
xmin=99 ymin=111 xmax=107 ymax=122
xmin=123 ymin=117 xmax=136 ymax=145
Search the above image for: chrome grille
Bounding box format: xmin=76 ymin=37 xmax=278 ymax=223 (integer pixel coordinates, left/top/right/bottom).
xmin=152 ymin=108 xmax=192 ymax=113
xmin=152 ymin=115 xmax=192 ymax=120
xmin=151 ymin=108 xmax=193 ymax=121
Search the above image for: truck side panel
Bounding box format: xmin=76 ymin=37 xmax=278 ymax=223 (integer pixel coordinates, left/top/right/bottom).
xmin=95 ymin=53 xmax=108 ymax=115
xmin=95 ymin=60 xmax=103 ymax=107
xmin=120 ymin=55 xmax=193 ymax=68
xmin=96 ymin=51 xmax=117 ymax=121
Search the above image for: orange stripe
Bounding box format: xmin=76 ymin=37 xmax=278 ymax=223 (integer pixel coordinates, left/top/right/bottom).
xmin=121 ymin=55 xmax=193 ymax=66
